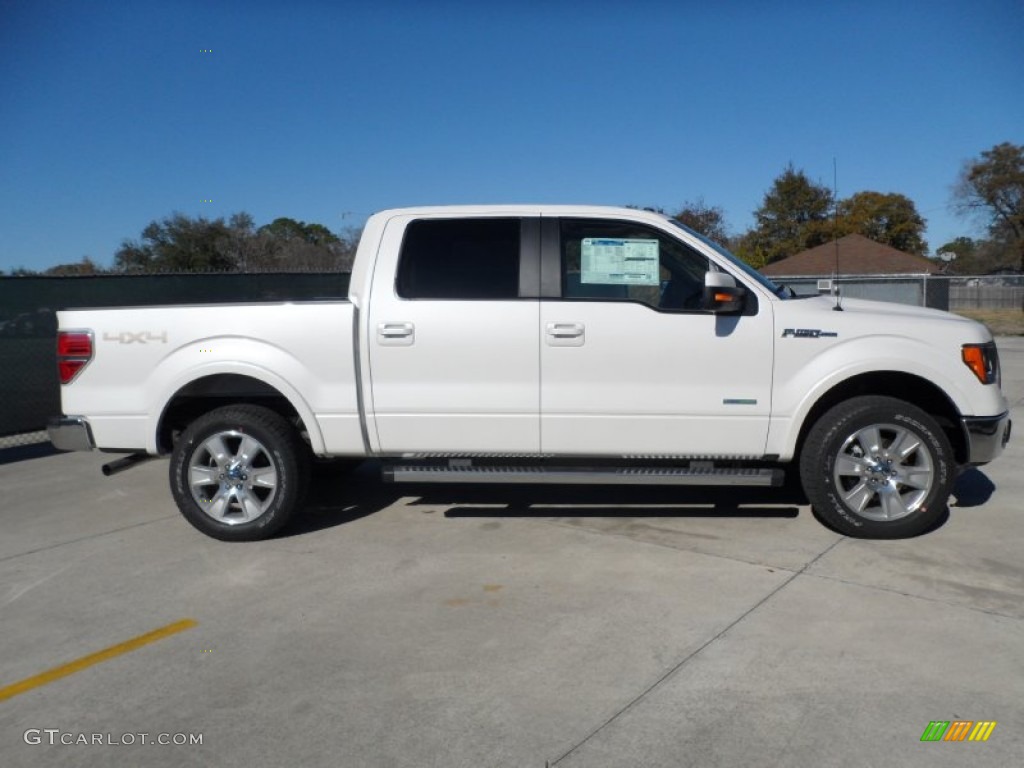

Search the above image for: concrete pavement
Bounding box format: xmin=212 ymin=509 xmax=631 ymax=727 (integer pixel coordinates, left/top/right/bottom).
xmin=1 ymin=338 xmax=1021 ymax=767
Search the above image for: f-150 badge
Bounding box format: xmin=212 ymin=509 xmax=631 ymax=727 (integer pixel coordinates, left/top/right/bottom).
xmin=781 ymin=328 xmax=838 ymax=338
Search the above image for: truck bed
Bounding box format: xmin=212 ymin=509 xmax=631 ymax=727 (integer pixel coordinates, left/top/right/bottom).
xmin=57 ymin=301 xmax=363 ymax=456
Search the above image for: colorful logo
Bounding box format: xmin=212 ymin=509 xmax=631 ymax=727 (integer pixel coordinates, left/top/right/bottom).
xmin=920 ymin=721 xmax=997 ymax=742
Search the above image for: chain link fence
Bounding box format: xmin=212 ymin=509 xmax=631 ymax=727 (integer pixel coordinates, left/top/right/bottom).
xmin=0 ymin=272 xmax=349 ymax=450
xmin=949 ymin=277 xmax=1024 ymax=310
xmin=772 ymin=273 xmax=1023 ymax=311
xmin=0 ymin=430 xmax=50 ymax=448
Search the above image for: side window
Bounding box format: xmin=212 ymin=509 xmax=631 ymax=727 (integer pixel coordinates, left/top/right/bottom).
xmin=396 ymin=218 xmax=520 ymax=299
xmin=560 ymin=219 xmax=710 ymax=310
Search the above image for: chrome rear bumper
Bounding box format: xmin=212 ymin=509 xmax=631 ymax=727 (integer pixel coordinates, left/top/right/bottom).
xmin=47 ymin=417 xmax=95 ymax=452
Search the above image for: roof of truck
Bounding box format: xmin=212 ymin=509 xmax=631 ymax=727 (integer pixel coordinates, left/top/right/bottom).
xmin=371 ymin=204 xmax=671 ymax=220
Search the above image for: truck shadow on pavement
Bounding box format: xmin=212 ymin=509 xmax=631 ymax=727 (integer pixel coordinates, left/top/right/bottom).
xmin=290 ymin=460 xmax=997 ymax=538
xmin=429 ymin=483 xmax=803 ymax=521
xmin=289 ymin=461 xmax=810 ymax=536
xmin=0 ymin=442 xmax=60 ymax=465
xmin=951 ymin=467 xmax=997 ymax=507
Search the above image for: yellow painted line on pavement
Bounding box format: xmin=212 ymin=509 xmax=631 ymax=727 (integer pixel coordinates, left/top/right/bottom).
xmin=0 ymin=618 xmax=197 ymax=702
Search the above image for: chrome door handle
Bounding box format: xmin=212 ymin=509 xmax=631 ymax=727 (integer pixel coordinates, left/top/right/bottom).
xmin=546 ymin=322 xmax=585 ymax=346
xmin=378 ymin=322 xmax=415 ymax=346
xmin=546 ymin=322 xmax=584 ymax=338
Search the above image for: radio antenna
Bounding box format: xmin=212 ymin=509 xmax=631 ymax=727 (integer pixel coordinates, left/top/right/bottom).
xmin=832 ymin=157 xmax=843 ymax=311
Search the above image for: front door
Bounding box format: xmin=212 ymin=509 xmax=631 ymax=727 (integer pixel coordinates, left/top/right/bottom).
xmin=540 ymin=216 xmax=774 ymax=457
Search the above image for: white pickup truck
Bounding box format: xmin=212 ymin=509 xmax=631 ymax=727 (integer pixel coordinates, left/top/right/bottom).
xmin=49 ymin=206 xmax=1011 ymax=541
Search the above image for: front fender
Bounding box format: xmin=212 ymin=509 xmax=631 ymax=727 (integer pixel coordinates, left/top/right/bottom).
xmin=767 ymin=334 xmax=973 ymax=460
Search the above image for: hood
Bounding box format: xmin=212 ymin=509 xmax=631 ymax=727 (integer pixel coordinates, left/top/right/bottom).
xmin=778 ymin=295 xmax=991 ymax=345
xmin=797 ymin=295 xmax=974 ymax=324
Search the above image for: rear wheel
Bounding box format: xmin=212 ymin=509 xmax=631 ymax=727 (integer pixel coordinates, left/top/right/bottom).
xmin=170 ymin=405 xmax=309 ymax=541
xmin=799 ymin=396 xmax=953 ymax=538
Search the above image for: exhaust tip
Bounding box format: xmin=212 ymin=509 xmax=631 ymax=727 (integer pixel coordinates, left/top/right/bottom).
xmin=102 ymin=452 xmax=153 ymax=476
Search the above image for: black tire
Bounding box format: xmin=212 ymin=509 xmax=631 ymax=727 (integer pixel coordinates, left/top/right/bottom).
xmin=799 ymin=396 xmax=954 ymax=538
xmin=170 ymin=405 xmax=310 ymax=541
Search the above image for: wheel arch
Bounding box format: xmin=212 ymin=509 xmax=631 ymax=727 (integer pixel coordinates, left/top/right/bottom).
xmin=156 ymin=373 xmax=318 ymax=455
xmin=793 ymin=371 xmax=967 ymax=464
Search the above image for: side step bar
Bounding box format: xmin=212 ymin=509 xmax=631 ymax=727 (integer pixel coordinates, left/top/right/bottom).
xmin=384 ymin=464 xmax=783 ymax=487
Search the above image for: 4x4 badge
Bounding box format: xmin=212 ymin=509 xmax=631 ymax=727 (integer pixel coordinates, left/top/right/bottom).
xmin=102 ymin=331 xmax=168 ymax=344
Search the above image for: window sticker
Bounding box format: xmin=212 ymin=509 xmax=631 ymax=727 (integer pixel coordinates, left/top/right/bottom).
xmin=581 ymin=238 xmax=660 ymax=285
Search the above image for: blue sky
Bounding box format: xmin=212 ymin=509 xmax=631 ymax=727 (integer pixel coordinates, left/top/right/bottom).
xmin=1 ymin=0 xmax=1021 ymax=272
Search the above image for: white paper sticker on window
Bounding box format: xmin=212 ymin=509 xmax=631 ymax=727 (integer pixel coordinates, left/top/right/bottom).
xmin=581 ymin=238 xmax=660 ymax=285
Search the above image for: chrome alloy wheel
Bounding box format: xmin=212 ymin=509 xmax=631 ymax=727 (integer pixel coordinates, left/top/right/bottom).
xmin=187 ymin=430 xmax=278 ymax=524
xmin=832 ymin=422 xmax=934 ymax=522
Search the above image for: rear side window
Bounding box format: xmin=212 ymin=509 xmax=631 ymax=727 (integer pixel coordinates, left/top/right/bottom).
xmin=396 ymin=218 xmax=520 ymax=299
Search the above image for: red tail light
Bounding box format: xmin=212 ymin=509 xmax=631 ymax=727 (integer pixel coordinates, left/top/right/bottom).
xmin=57 ymin=330 xmax=93 ymax=384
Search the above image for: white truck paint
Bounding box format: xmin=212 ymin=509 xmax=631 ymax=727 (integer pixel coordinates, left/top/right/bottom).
xmin=49 ymin=206 xmax=1012 ymax=540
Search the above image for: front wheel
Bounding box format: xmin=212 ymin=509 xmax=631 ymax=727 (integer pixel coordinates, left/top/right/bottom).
xmin=170 ymin=405 xmax=309 ymax=541
xmin=799 ymin=396 xmax=954 ymax=538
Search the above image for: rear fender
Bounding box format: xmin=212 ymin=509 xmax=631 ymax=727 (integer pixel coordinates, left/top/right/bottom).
xmin=146 ymin=338 xmax=324 ymax=454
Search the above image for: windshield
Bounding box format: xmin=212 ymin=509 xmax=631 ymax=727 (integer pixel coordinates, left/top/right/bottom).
xmin=669 ymin=220 xmax=789 ymax=298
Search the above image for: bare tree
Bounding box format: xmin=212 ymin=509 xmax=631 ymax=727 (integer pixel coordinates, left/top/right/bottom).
xmin=953 ymin=142 xmax=1024 ymax=271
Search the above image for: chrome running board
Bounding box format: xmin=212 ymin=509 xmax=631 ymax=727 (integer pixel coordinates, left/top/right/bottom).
xmin=383 ymin=463 xmax=782 ymax=487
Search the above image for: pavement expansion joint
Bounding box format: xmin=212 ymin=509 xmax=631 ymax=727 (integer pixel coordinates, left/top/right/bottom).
xmin=531 ymin=515 xmax=814 ymax=574
xmin=800 ymin=569 xmax=1024 ymax=622
xmin=549 ymin=538 xmax=844 ymax=765
xmin=0 ymin=514 xmax=178 ymax=564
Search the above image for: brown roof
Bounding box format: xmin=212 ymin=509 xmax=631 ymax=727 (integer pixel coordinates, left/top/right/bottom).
xmin=761 ymin=234 xmax=938 ymax=276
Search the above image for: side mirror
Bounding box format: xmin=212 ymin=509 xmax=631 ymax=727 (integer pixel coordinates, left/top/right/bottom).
xmin=703 ymin=271 xmax=745 ymax=314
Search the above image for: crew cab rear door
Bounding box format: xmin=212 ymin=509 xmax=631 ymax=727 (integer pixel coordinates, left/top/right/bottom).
xmin=539 ymin=216 xmax=774 ymax=457
xmin=366 ymin=215 xmax=541 ymax=454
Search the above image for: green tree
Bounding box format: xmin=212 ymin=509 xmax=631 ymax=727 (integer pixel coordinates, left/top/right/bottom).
xmin=254 ymin=217 xmax=356 ymax=271
xmin=112 ymin=212 xmax=360 ymax=273
xmin=44 ymin=256 xmax=103 ymax=276
xmin=741 ymin=165 xmax=834 ymax=265
xmin=216 ymin=213 xmax=269 ymax=271
xmin=673 ymin=198 xmax=729 ymax=243
xmin=937 ymin=236 xmax=976 ymax=262
xmin=734 ymin=166 xmax=930 ymax=267
xmin=115 ymin=213 xmax=236 ymax=272
xmin=936 ymin=235 xmax=1017 ymax=275
xmin=953 ymin=142 xmax=1024 ymax=271
xmin=830 ymin=191 xmax=928 ymax=255
xmin=258 ymin=217 xmax=341 ymax=246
